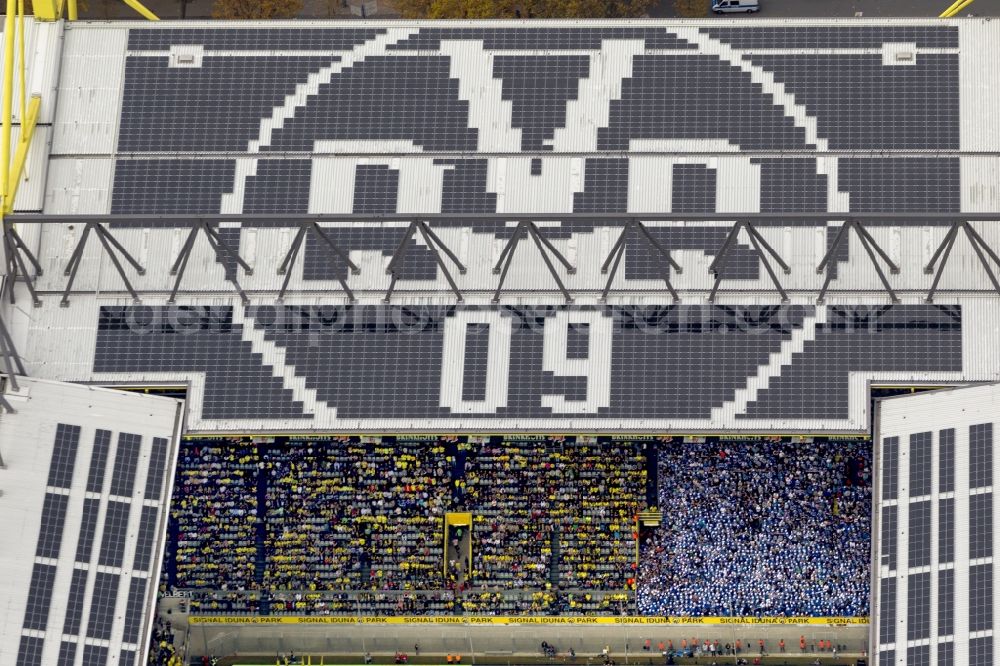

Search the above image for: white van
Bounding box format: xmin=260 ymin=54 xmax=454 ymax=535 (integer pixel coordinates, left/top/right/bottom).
xmin=712 ymin=0 xmax=759 ymax=13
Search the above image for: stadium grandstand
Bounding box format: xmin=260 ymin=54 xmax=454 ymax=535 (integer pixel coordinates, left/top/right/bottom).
xmin=0 ymin=6 xmax=998 ymax=666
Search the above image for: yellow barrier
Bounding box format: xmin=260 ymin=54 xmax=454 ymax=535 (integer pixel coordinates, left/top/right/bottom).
xmin=189 ymin=616 xmax=869 ymax=626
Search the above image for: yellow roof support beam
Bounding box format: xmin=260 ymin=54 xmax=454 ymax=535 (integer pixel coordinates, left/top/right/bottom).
xmin=940 ymin=0 xmax=975 ymax=17
xmin=122 ymin=0 xmax=160 ymax=20
xmin=4 ymin=95 xmax=41 ymax=214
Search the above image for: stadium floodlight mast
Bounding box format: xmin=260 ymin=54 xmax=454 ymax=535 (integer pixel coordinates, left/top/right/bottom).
xmin=8 ymin=211 xmax=1000 ymax=306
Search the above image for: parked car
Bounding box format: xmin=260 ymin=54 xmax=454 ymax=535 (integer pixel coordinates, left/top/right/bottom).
xmin=712 ymin=0 xmax=760 ymax=13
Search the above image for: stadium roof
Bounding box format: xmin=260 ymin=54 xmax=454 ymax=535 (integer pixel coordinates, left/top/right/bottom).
xmin=0 ymin=376 xmax=182 ymax=666
xmin=3 ymin=18 xmax=1000 ymax=434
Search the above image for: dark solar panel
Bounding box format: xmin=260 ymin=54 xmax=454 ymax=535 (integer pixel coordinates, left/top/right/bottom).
xmin=22 ymin=563 xmax=57 ymax=631
xmin=63 ymin=568 xmax=88 ymax=635
xmin=143 ymin=437 xmax=170 ymax=501
xmin=74 ymin=498 xmax=100 ymax=563
xmin=98 ymin=500 xmax=132 ymax=568
xmin=86 ymin=429 xmax=112 ymax=493
xmin=47 ymin=423 xmax=81 ymax=489
xmin=938 ymin=568 xmax=954 ymax=636
xmin=86 ymin=572 xmax=120 ymax=641
xmin=909 ymin=431 xmax=932 ymax=496
xmin=132 ymin=505 xmax=160 ymax=573
xmin=122 ymin=577 xmax=148 ymax=646
xmin=110 ymin=432 xmax=142 ymax=497
xmin=35 ymin=492 xmax=70 ymax=559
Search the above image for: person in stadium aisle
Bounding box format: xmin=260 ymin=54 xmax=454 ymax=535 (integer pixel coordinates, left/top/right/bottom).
xmin=637 ymin=439 xmax=871 ymax=617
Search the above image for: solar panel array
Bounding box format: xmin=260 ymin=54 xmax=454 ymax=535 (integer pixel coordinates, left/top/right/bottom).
xmin=876 ymin=421 xmax=997 ymax=666
xmin=15 ymin=424 xmax=175 ymax=666
xmin=92 ymin=303 xmax=962 ymax=425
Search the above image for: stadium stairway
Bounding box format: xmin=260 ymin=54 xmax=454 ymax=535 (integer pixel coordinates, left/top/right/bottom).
xmin=548 ymin=527 xmax=560 ymax=589
xmin=645 ymin=442 xmax=659 ymax=508
xmin=254 ymin=463 xmax=268 ymax=589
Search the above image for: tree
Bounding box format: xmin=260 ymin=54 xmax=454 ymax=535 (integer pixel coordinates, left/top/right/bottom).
xmin=211 ymin=0 xmax=303 ymax=18
xmin=393 ymin=0 xmax=654 ymax=19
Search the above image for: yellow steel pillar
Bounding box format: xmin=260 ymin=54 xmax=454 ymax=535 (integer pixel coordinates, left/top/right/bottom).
xmin=939 ymin=0 xmax=975 ymax=16
xmin=1 ymin=0 xmax=17 ymax=212
xmin=29 ymin=0 xmax=61 ymax=20
xmin=122 ymin=0 xmax=160 ymax=20
xmin=67 ymin=0 xmax=78 ymax=19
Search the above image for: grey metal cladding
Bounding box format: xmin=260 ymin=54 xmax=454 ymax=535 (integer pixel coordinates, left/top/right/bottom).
xmin=132 ymin=505 xmax=160 ymax=573
xmin=878 ymin=577 xmax=896 ymax=644
xmin=970 ymin=636 xmax=993 ymax=666
xmin=939 ymin=428 xmax=955 ymax=493
xmin=746 ymin=55 xmax=959 ymax=150
xmin=908 ymin=500 xmax=931 ymax=568
xmin=121 ymin=577 xmax=147 ymax=646
xmin=387 ymin=26 xmax=696 ymax=51
xmin=265 ymin=56 xmax=478 ymax=152
xmin=126 ymin=26 xmax=388 ymax=50
xmin=75 ymin=498 xmax=100 ymax=563
xmin=143 ymin=437 xmax=169 ymax=502
xmin=82 ymin=645 xmax=109 ymax=666
xmin=36 ymin=492 xmax=70 ymax=559
xmin=701 ymin=25 xmax=958 ymax=49
xmin=21 ymin=563 xmax=57 ymax=631
xmin=47 ymin=423 xmax=81 ymax=489
xmin=462 ymin=323 xmax=490 ymax=402
xmin=906 ymin=646 xmax=931 ymax=666
xmin=63 ymin=568 xmax=89 ymax=635
xmin=16 ymin=635 xmax=43 ymax=666
xmin=57 ymin=642 xmax=77 ymax=666
xmin=94 ymin=306 xmax=308 ymax=420
xmin=969 ymin=564 xmax=992 ymax=632
xmin=909 ymin=431 xmax=932 ymax=496
xmin=98 ymin=500 xmax=132 ymax=568
xmin=110 ymin=433 xmax=142 ymax=497
xmin=970 ymin=422 xmax=993 ymax=488
xmin=938 ymin=567 xmax=954 ymax=636
xmin=110 ymin=159 xmax=236 ymax=215
xmin=573 ymin=158 xmax=628 ymax=212
xmin=118 ymin=56 xmax=336 ymax=152
xmin=86 ymin=430 xmax=112 ymax=493
xmin=906 ymin=572 xmax=930 ymax=640
xmin=969 ymin=492 xmax=992 ymax=559
xmin=880 ymin=505 xmax=897 ymax=571
xmin=741 ymin=305 xmax=963 ymax=419
xmin=492 ymin=55 xmax=590 ymax=151
xmin=598 ymin=55 xmax=809 ymax=151
xmin=86 ymin=573 xmax=120 ymax=640
xmin=939 ymin=497 xmax=954 ymax=564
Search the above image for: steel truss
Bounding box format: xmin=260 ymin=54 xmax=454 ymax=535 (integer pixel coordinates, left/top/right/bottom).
xmin=601 ymin=219 xmax=681 ymax=303
xmin=61 ymin=221 xmax=145 ymax=306
xmin=385 ymin=219 xmax=465 ymax=303
xmin=817 ymin=219 xmax=900 ymax=304
xmin=493 ymin=220 xmax=575 ymax=303
xmin=0 ymin=308 xmax=24 ymax=412
xmin=277 ymin=220 xmax=360 ymax=303
xmin=6 ymin=212 xmax=1000 ymax=304
xmin=170 ymin=220 xmax=253 ymax=305
xmin=925 ymin=221 xmax=1000 ymax=303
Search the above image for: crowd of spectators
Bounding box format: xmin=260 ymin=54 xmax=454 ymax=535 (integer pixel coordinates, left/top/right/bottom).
xmin=463 ymin=439 xmax=645 ymax=592
xmin=263 ymin=441 xmax=450 ymax=591
xmin=147 ymin=616 xmax=181 ymax=665
xmin=165 ymin=436 xmax=872 ymax=620
xmin=171 ymin=442 xmax=259 ymax=590
xmin=637 ymin=439 xmax=871 ymax=617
